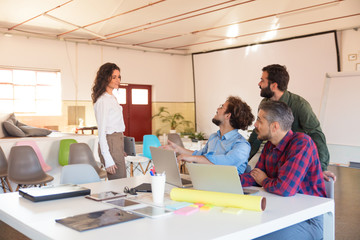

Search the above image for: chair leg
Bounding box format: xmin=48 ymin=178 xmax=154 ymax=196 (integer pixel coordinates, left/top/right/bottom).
xmin=139 ymin=163 xmax=146 ymax=175
xmin=1 ymin=177 xmax=13 ymax=192
xmin=1 ymin=178 xmax=6 ymax=192
xmin=144 ymin=160 xmax=152 ymax=174
xmin=16 ymin=185 xmax=21 ymax=191
xmin=5 ymin=178 xmax=13 ymax=192
xmin=130 ymin=162 xmax=134 ymax=177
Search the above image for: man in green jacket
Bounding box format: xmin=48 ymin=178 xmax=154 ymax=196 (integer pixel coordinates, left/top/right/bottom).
xmin=248 ymin=64 xmax=336 ymax=181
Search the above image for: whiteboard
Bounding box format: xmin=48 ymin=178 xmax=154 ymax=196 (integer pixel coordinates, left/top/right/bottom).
xmin=320 ymin=72 xmax=360 ymax=146
xmin=193 ymin=32 xmax=338 ymax=137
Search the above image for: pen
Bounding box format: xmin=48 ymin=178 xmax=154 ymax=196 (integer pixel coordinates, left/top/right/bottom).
xmin=150 ymin=170 xmax=154 ymax=176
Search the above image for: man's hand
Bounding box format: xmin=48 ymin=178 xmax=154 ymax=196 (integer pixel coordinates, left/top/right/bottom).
xmin=250 ymin=168 xmax=268 ymax=186
xmin=323 ymin=170 xmax=336 ymax=182
xmin=177 ymin=154 xmax=196 ymax=163
xmin=161 ymin=140 xmax=180 ymax=152
xmin=177 ymin=154 xmax=211 ymax=164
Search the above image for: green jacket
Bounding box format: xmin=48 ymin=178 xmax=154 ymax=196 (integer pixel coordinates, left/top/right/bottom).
xmin=248 ymin=90 xmax=330 ymax=171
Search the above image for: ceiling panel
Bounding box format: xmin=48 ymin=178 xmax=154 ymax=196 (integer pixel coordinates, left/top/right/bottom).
xmin=0 ymin=0 xmax=359 ymax=54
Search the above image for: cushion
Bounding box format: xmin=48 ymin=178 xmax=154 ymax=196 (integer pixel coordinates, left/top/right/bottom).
xmin=7 ymin=113 xmax=18 ymax=125
xmin=0 ymin=113 xmax=12 ymax=138
xmin=19 ymin=125 xmax=52 ymax=137
xmin=2 ymin=120 xmax=27 ymax=137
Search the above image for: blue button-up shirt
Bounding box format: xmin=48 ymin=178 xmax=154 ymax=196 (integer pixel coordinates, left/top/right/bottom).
xmin=192 ymin=129 xmax=250 ymax=174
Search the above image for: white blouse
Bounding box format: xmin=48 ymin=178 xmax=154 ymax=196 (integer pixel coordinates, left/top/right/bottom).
xmin=94 ymin=92 xmax=125 ymax=167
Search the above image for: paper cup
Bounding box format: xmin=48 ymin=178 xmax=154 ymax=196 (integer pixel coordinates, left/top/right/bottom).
xmin=151 ymin=174 xmax=166 ymax=205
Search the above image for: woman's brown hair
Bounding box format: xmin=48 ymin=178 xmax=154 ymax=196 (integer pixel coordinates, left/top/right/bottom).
xmin=91 ymin=62 xmax=120 ymax=104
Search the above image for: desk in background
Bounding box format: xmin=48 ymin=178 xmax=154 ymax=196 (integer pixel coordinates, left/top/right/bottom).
xmin=0 ymin=175 xmax=334 ymax=240
xmin=75 ymin=126 xmax=98 ymax=135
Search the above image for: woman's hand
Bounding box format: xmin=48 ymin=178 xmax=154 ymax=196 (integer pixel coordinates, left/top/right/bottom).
xmin=106 ymin=164 xmax=118 ymax=174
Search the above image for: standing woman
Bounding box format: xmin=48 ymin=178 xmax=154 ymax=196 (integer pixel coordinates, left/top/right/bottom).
xmin=92 ymin=62 xmax=126 ymax=179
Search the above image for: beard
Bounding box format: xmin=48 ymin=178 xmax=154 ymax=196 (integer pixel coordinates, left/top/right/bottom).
xmin=212 ymin=118 xmax=221 ymax=126
xmin=255 ymin=127 xmax=271 ymax=141
xmin=260 ymin=84 xmax=274 ymax=98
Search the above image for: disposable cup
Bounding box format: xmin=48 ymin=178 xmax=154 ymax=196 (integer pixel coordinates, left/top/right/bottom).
xmin=151 ymin=174 xmax=166 ymax=205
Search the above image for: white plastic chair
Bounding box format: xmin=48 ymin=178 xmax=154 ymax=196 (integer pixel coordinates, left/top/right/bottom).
xmin=60 ymin=164 xmax=101 ymax=184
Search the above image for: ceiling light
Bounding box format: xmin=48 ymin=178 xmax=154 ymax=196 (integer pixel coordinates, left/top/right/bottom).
xmin=226 ymin=24 xmax=239 ymax=38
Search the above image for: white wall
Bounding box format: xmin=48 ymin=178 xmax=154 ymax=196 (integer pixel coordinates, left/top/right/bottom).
xmin=0 ymin=35 xmax=194 ymax=102
xmin=339 ymin=28 xmax=360 ymax=72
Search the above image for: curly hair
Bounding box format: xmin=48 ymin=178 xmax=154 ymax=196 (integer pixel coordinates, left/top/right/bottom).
xmin=91 ymin=62 xmax=120 ymax=104
xmin=262 ymin=64 xmax=289 ymax=91
xmin=225 ymin=96 xmax=254 ymax=130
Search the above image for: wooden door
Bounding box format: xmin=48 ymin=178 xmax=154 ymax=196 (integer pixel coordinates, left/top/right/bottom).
xmin=115 ymin=84 xmax=152 ymax=141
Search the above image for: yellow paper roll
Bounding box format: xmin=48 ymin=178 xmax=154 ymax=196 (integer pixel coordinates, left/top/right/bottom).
xmin=170 ymin=188 xmax=266 ymax=212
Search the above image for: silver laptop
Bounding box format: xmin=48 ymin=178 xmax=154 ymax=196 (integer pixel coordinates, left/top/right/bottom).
xmin=150 ymin=147 xmax=192 ymax=188
xmin=187 ymin=163 xmax=258 ymax=195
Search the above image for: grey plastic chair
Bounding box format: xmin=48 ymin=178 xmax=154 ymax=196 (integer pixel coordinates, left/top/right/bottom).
xmin=168 ymin=133 xmax=184 ymax=148
xmin=168 ymin=133 xmax=187 ymax=173
xmin=8 ymin=146 xmax=54 ymax=191
xmin=68 ymin=143 xmax=107 ymax=179
xmin=325 ymin=178 xmax=334 ymax=199
xmin=323 ymin=178 xmax=335 ymax=240
xmin=124 ymin=136 xmax=136 ymax=156
xmin=0 ymin=146 xmax=13 ymax=192
xmin=60 ymin=164 xmax=101 ymax=184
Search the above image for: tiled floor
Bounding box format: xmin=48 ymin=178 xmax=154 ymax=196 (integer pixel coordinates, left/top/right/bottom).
xmin=0 ymin=165 xmax=359 ymax=239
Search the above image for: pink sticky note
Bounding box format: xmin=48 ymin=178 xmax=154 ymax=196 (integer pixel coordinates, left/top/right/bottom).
xmin=194 ymin=203 xmax=204 ymax=207
xmin=174 ymin=206 xmax=199 ymax=216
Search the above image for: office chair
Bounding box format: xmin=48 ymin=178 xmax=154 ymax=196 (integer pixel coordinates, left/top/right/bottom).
xmin=8 ymin=146 xmax=54 ymax=191
xmin=60 ymin=164 xmax=100 ymax=184
xmin=15 ymin=140 xmax=52 ymax=172
xmin=58 ymin=139 xmax=78 ymax=166
xmin=124 ymin=136 xmax=152 ymax=177
xmin=323 ymin=178 xmax=335 ymax=240
xmin=167 ymin=133 xmax=184 ymax=148
xmin=68 ymin=143 xmax=107 ymax=179
xmin=0 ymin=146 xmax=13 ymax=192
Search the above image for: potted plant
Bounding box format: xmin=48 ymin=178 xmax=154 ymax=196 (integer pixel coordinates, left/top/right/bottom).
xmin=189 ymin=132 xmax=205 ymax=142
xmin=152 ymin=107 xmax=192 ymax=134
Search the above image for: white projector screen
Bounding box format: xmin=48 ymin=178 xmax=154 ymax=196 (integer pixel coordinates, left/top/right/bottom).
xmin=193 ymin=32 xmax=338 ymax=138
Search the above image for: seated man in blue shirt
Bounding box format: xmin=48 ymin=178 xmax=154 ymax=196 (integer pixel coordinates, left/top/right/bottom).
xmin=164 ymin=96 xmax=254 ymax=174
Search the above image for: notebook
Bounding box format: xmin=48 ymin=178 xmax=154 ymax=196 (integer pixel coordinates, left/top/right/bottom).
xmin=187 ymin=163 xmax=258 ymax=195
xmin=150 ymin=147 xmax=192 ymax=188
xmin=19 ymin=184 xmax=91 ymax=202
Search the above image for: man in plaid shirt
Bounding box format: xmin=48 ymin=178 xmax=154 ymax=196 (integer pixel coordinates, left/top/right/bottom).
xmin=240 ymin=101 xmax=326 ymax=240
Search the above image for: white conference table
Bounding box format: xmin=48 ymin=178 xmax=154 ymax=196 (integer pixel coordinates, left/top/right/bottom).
xmin=0 ymin=175 xmax=334 ymax=240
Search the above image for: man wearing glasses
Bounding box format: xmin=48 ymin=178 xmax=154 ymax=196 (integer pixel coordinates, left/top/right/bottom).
xmin=164 ymin=96 xmax=254 ymax=174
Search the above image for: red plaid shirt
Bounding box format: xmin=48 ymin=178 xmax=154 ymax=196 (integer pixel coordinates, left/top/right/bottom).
xmin=241 ymin=130 xmax=326 ymax=197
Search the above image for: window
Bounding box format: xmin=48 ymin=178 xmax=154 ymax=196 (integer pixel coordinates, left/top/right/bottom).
xmin=0 ymin=68 xmax=61 ymax=115
xmin=131 ymin=89 xmax=148 ymax=105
